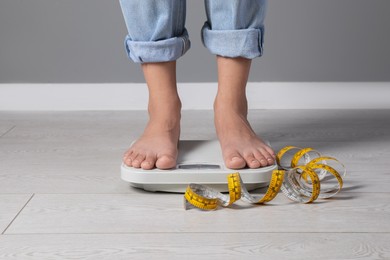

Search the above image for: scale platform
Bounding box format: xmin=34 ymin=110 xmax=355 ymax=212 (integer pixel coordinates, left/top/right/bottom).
xmin=121 ymin=140 xmax=277 ymax=193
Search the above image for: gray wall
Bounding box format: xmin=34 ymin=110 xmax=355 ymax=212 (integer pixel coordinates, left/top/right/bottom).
xmin=0 ymin=0 xmax=389 ymax=83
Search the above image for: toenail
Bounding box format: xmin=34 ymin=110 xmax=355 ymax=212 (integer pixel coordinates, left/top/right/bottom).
xmin=232 ymin=157 xmax=242 ymax=161
xmin=142 ymin=162 xmax=152 ymax=169
xmin=251 ymin=160 xmax=260 ymax=165
xmin=143 ymin=161 xmax=151 ymax=166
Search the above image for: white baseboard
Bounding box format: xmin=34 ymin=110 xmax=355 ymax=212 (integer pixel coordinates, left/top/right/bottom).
xmin=0 ymin=82 xmax=389 ymax=110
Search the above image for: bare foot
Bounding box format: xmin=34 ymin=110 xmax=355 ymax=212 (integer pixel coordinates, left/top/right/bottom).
xmin=123 ymin=110 xmax=180 ymax=170
xmin=214 ymin=95 xmax=276 ymax=169
xmin=122 ymin=61 xmax=181 ymax=170
xmin=213 ymin=56 xmax=275 ymax=169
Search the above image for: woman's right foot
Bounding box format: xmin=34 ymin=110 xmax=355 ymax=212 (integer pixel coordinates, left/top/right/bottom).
xmin=123 ymin=106 xmax=181 ymax=170
xmin=123 ymin=61 xmax=181 ymax=170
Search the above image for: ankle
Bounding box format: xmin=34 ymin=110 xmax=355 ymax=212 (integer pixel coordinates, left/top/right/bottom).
xmin=214 ymin=92 xmax=248 ymax=116
xmin=149 ymin=91 xmax=181 ymax=109
xmin=148 ymin=97 xmax=181 ymax=124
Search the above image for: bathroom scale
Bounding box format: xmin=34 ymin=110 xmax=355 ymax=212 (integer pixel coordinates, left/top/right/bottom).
xmin=121 ymin=140 xmax=277 ymax=193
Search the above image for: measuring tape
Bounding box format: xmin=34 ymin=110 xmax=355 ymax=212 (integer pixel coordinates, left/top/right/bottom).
xmin=184 ymin=146 xmax=346 ymax=210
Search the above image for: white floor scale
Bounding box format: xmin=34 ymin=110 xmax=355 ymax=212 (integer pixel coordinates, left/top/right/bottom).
xmin=121 ymin=140 xmax=277 ymax=193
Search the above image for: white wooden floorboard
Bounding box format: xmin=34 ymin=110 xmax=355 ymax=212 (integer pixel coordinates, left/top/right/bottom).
xmin=341 ymin=170 xmax=390 ymax=193
xmin=0 ymin=111 xmax=389 ymax=193
xmin=1 ymin=110 xmax=389 ymax=142
xmin=4 ymin=192 xmax=389 ymax=234
xmin=0 ymin=194 xmax=33 ymax=234
xmin=0 ymin=126 xmax=15 ymax=138
xmin=0 ymin=164 xmax=135 ymax=194
xmin=270 ymin=141 xmax=390 ymax=170
xmin=0 ymin=110 xmax=389 ymax=258
xmin=1 ymin=233 xmax=389 ymax=260
xmin=0 ymin=131 xmax=389 ymax=166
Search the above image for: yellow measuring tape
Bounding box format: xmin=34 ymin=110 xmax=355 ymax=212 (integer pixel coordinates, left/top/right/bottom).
xmin=184 ymin=146 xmax=346 ymax=210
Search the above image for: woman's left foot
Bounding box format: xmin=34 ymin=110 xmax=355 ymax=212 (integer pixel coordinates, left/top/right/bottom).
xmin=214 ymin=95 xmax=276 ymax=169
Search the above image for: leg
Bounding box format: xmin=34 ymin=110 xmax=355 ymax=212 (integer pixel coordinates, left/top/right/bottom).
xmin=124 ymin=61 xmax=181 ymax=169
xmin=119 ymin=0 xmax=190 ymax=169
xmin=214 ymin=56 xmax=275 ymax=169
xmin=202 ymin=0 xmax=275 ymax=169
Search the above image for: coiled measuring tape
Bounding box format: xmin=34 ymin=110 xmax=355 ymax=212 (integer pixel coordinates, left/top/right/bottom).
xmin=184 ymin=146 xmax=346 ymax=210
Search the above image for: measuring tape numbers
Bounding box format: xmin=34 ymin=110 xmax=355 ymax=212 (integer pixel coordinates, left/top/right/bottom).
xmin=184 ymin=146 xmax=346 ymax=210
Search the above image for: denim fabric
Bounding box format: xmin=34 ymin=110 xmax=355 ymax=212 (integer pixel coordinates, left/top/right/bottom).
xmin=202 ymin=0 xmax=267 ymax=59
xmin=119 ymin=0 xmax=267 ymax=63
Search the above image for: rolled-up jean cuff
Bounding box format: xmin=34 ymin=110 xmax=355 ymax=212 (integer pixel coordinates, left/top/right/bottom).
xmin=201 ymin=23 xmax=264 ymax=59
xmin=124 ymin=30 xmax=191 ymax=63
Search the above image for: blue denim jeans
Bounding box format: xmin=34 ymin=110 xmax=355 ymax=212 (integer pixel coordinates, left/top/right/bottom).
xmin=119 ymin=0 xmax=267 ymax=63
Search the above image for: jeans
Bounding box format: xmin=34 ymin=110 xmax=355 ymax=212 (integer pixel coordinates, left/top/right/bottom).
xmin=119 ymin=0 xmax=267 ymax=63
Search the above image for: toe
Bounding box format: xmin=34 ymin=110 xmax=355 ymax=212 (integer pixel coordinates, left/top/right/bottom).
xmin=123 ymin=149 xmax=132 ymax=158
xmin=244 ymin=153 xmax=261 ymax=169
xmin=141 ymin=154 xmax=157 ymax=170
xmin=264 ymin=146 xmax=276 ymax=159
xmin=124 ymin=158 xmax=133 ymax=167
xmin=254 ymin=150 xmax=268 ymax=167
xmin=127 ymin=152 xmax=138 ymax=167
xmin=156 ymin=154 xmax=176 ymax=170
xmin=259 ymin=148 xmax=275 ymax=165
xmin=266 ymin=158 xmax=275 ymax=166
xmin=132 ymin=154 xmax=145 ymax=168
xmin=123 ymin=151 xmax=133 ymax=166
xmin=224 ymin=150 xmax=246 ymax=169
xmin=129 ymin=151 xmax=138 ymax=161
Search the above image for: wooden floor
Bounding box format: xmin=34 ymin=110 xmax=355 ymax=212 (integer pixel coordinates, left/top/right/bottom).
xmin=0 ymin=110 xmax=389 ymax=259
